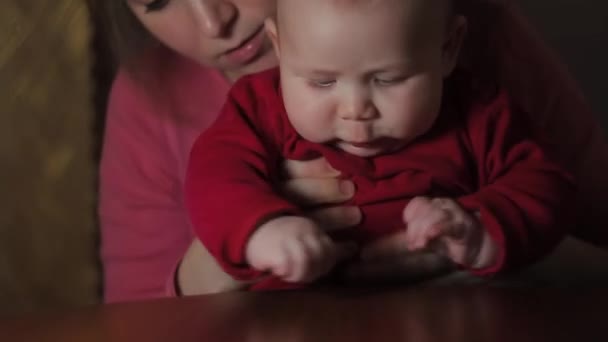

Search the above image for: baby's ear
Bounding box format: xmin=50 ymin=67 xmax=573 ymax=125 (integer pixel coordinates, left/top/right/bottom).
xmin=264 ymin=18 xmax=280 ymax=58
xmin=442 ymin=15 xmax=467 ymax=77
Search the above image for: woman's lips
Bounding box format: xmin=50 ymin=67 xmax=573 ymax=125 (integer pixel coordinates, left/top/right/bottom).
xmin=222 ymin=26 xmax=267 ymax=65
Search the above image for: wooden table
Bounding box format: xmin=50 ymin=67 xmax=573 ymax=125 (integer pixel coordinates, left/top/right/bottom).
xmin=1 ymin=286 xmax=606 ymax=342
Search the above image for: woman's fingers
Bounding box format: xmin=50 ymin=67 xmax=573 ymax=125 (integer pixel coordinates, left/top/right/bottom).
xmin=360 ymin=230 xmax=409 ymax=261
xmin=334 ymin=241 xmax=359 ymax=263
xmin=281 ymin=178 xmax=355 ymax=206
xmin=361 ymin=223 xmax=445 ymax=262
xmin=309 ymin=206 xmax=362 ymax=233
xmin=283 ymin=158 xmax=340 ymax=179
xmin=282 ymin=158 xmax=354 ymax=206
xmin=344 ymin=251 xmax=453 ymax=282
xmin=280 ymin=158 xmax=360 ymax=242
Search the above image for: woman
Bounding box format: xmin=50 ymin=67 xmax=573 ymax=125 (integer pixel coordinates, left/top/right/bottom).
xmin=97 ymin=0 xmax=607 ymax=303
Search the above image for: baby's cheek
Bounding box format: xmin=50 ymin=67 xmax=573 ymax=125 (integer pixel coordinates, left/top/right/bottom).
xmin=289 ymin=111 xmax=335 ymax=143
xmin=382 ymin=99 xmax=439 ymax=142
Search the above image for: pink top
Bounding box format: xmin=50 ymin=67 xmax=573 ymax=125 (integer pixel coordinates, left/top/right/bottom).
xmin=99 ymin=51 xmax=230 ymax=303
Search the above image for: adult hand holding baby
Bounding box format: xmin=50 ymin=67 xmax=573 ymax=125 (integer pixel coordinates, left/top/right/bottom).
xmin=281 ymin=158 xmax=361 ymax=231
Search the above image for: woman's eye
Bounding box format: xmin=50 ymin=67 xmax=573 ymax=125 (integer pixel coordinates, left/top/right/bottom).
xmin=145 ymin=0 xmax=170 ymax=12
xmin=310 ymin=79 xmax=336 ymax=88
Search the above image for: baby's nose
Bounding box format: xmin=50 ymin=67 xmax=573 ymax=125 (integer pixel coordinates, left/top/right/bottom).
xmin=339 ymin=101 xmax=378 ymax=121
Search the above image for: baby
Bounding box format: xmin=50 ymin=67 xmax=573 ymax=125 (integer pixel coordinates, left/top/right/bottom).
xmin=185 ymin=0 xmax=573 ymax=290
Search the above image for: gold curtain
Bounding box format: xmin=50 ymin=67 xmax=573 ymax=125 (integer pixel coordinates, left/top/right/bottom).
xmin=0 ymin=1 xmax=99 ymax=314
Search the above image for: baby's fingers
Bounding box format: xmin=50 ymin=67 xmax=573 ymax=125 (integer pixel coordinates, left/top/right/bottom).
xmin=405 ymin=209 xmax=449 ymax=252
xmin=281 ymin=235 xmax=335 ymax=283
xmin=269 ymin=245 xmax=292 ymax=279
xmin=403 ymin=197 xmax=433 ymax=223
xmin=282 ymin=239 xmax=311 ymax=282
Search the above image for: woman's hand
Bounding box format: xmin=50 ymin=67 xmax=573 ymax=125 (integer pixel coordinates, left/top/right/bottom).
xmin=342 ymin=237 xmax=454 ymax=284
xmin=281 ymin=158 xmax=362 ymax=231
xmin=178 ymin=239 xmax=246 ymax=296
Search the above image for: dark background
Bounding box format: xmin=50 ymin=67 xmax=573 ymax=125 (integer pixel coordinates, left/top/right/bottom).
xmin=520 ymin=1 xmax=608 ymax=131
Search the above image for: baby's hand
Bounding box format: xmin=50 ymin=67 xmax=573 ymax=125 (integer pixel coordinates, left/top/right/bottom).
xmin=403 ymin=197 xmax=498 ymax=269
xmin=245 ymin=216 xmax=353 ymax=283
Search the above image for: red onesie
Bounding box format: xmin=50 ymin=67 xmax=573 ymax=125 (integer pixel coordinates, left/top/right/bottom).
xmin=185 ymin=68 xmax=574 ymax=290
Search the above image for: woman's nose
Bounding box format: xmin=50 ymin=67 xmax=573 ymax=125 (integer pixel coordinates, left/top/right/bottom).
xmin=195 ymin=0 xmax=237 ymax=38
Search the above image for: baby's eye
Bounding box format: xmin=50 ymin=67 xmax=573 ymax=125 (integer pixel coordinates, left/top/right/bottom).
xmin=309 ymin=79 xmax=336 ymax=88
xmin=145 ymin=0 xmax=170 ymax=12
xmin=374 ymin=76 xmax=406 ymax=86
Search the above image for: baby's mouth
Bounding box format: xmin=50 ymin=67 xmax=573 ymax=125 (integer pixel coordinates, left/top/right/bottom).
xmin=348 ymin=142 xmax=376 ymax=148
xmin=341 ymin=137 xmax=407 ymax=154
xmin=343 ymin=138 xmax=387 ymax=149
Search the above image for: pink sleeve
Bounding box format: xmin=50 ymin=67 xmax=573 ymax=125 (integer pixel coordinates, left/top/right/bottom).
xmin=99 ymin=71 xmax=191 ymax=303
xmin=185 ymin=78 xmax=299 ymax=281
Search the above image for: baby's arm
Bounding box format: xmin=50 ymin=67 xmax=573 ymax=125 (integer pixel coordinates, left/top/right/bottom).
xmin=185 ymin=77 xmax=300 ymax=282
xmin=454 ymin=91 xmax=575 ymax=274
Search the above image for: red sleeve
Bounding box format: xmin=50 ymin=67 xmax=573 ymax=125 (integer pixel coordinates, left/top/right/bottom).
xmin=184 ymin=77 xmax=299 ymax=281
xmin=458 ymin=92 xmax=575 ymax=275
xmin=99 ymin=71 xmax=192 ymax=303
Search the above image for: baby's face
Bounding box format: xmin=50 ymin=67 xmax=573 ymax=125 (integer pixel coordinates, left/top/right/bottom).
xmin=267 ymin=0 xmax=462 ymax=157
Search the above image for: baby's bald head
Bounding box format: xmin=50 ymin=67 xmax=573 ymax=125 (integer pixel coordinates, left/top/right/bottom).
xmin=273 ymin=0 xmax=455 ymax=50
